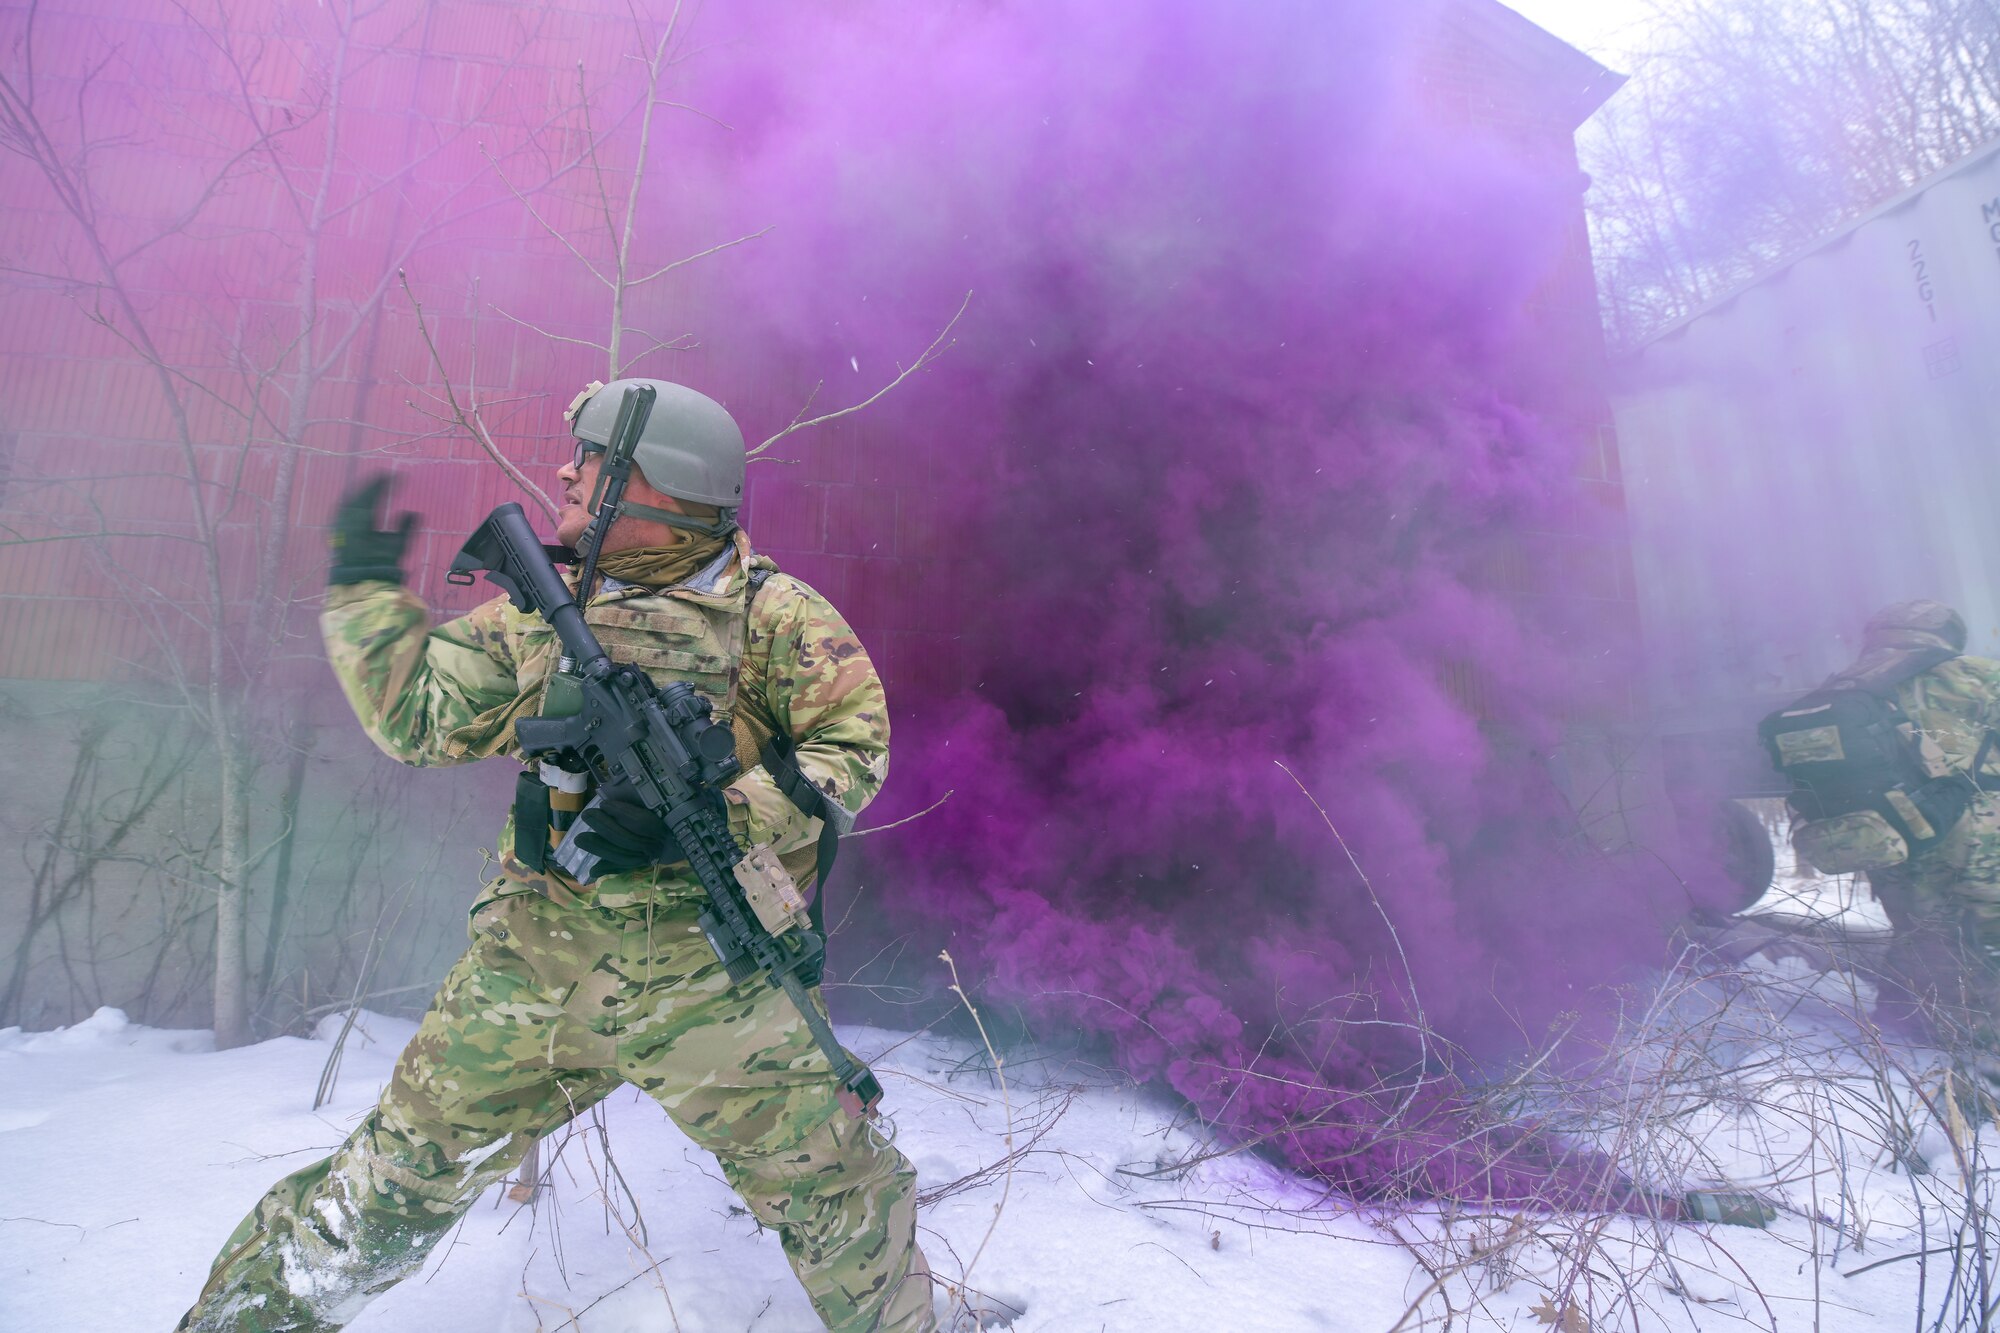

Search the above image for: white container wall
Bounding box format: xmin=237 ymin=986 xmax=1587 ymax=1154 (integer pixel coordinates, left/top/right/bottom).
xmin=1611 ymin=140 xmax=2000 ymax=791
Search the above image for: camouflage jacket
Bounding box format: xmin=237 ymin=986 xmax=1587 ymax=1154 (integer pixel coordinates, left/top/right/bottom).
xmin=321 ymin=533 xmax=889 ymax=912
xmin=1896 ymin=655 xmax=2000 ymax=778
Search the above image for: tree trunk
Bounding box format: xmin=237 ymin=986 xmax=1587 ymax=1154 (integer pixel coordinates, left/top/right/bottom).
xmin=212 ymin=728 xmax=254 ymax=1049
xmin=257 ymin=721 xmax=315 ymax=1012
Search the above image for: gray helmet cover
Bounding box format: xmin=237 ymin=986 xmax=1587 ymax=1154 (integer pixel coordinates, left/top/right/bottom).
xmin=1829 ymin=598 xmax=1968 ymax=689
xmin=1863 ymin=599 xmax=1968 ymax=654
xmin=570 ymin=378 xmax=746 ymax=508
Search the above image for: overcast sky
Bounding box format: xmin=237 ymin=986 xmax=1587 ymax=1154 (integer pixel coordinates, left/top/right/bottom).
xmin=1497 ymin=0 xmax=1657 ymax=64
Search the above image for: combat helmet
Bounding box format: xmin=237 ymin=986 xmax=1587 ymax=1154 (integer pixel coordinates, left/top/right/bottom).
xmin=1832 ymin=598 xmax=1968 ymax=689
xmin=1863 ymin=599 xmax=1967 ymax=654
xmin=566 ymin=378 xmax=745 ymax=538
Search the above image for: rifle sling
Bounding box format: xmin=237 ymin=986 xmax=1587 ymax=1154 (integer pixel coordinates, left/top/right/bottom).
xmin=742 ymin=566 xmax=849 ymax=939
xmin=1975 ymin=728 xmax=1999 ymax=786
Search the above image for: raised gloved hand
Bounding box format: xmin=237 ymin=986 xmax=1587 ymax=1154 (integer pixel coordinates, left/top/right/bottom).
xmin=552 ymin=781 xmax=687 ymax=883
xmin=329 ymin=475 xmax=418 ymax=586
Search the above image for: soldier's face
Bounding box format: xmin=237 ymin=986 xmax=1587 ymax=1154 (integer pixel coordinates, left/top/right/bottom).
xmin=554 ymin=449 xmax=694 ymax=552
xmin=556 ymin=448 xmax=600 ymax=548
xmin=555 ymin=450 xmax=600 ymax=548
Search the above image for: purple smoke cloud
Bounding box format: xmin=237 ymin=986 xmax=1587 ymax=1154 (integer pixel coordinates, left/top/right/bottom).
xmin=0 ymin=0 xmax=1721 ymax=1201
xmin=637 ymin=1 xmax=1718 ymax=1200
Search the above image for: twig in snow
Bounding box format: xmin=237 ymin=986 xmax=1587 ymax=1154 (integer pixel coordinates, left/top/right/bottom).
xmin=937 ymin=948 xmax=1015 ymax=1321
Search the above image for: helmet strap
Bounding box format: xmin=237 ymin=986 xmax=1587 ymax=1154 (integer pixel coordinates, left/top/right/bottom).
xmin=574 ymin=496 xmax=735 ymax=565
xmin=574 ymin=385 xmax=655 ymax=605
xmin=617 ymin=499 xmax=739 ymax=538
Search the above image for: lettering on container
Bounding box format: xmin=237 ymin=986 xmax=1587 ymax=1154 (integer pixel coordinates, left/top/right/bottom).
xmin=1908 ymin=238 xmax=1937 ymax=321
xmin=1924 ymin=337 xmax=1962 ymax=379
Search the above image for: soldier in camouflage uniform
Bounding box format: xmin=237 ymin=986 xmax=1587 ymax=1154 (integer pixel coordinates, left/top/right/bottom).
xmin=1795 ymin=601 xmax=2000 ymax=1044
xmin=178 ymin=380 xmax=935 ymax=1332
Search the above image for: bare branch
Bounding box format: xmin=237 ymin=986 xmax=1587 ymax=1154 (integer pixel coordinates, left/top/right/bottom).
xmin=753 ymin=291 xmax=972 ymax=457
xmin=483 ymin=129 xmax=616 ymax=281
xmin=489 ymin=305 xmax=612 ymax=355
xmin=625 ymin=225 xmax=773 ymax=289
xmin=844 ymin=790 xmax=954 ymax=840
xmin=398 ymin=270 xmax=560 ymax=523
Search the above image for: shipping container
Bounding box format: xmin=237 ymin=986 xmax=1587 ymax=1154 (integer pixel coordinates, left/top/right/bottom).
xmin=1609 ymin=136 xmax=2000 ymax=838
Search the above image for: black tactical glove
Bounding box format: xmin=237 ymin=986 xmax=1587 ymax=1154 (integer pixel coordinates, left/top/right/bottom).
xmin=328 ymin=475 xmax=418 ymax=586
xmin=551 ymin=781 xmax=688 ymax=883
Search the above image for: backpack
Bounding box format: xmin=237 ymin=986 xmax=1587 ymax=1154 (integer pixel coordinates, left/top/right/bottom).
xmin=1759 ymin=680 xmax=1988 ymax=873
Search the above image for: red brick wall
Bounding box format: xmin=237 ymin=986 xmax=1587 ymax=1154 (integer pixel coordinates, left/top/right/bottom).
xmin=0 ymin=0 xmax=1623 ymax=711
xmin=1408 ymin=9 xmax=1641 ymax=721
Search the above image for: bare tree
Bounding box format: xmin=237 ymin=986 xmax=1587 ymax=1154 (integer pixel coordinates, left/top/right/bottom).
xmin=0 ymin=708 xmax=199 ymax=1026
xmin=0 ymin=0 xmax=541 ymax=1044
xmin=0 ymin=6 xmax=295 ymax=1045
xmin=404 ymin=0 xmax=965 ymax=491
xmin=1586 ymin=0 xmax=2000 ymax=347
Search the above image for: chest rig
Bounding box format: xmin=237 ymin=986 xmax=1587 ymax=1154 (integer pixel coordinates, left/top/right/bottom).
xmin=509 ymin=564 xmax=845 ymax=934
xmin=510 ymin=551 xmax=748 ymax=868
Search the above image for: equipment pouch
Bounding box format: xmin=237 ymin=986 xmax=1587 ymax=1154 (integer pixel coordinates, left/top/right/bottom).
xmin=542 ymin=669 xmax=584 ymax=719
xmin=735 ymin=843 xmax=811 ymax=936
xmin=541 ymin=761 xmax=591 ymax=832
xmin=513 ymin=770 xmax=552 ymax=874
xmin=1792 ymin=808 xmax=1910 ymax=874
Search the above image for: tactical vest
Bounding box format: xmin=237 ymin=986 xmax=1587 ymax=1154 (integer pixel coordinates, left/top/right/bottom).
xmin=548 ymin=580 xmax=749 ymax=731
xmin=1764 ymin=650 xmax=1995 ymax=874
xmin=504 ymin=562 xmax=844 ymax=920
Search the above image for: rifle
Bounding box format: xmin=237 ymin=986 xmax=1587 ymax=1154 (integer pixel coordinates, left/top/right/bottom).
xmin=446 ymin=498 xmax=883 ymax=1120
xmin=570 ymin=381 xmax=648 ymax=607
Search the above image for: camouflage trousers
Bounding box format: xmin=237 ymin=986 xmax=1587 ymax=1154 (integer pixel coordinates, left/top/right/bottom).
xmin=178 ymin=888 xmax=934 ymax=1332
xmin=1870 ymin=794 xmax=2000 ymax=1047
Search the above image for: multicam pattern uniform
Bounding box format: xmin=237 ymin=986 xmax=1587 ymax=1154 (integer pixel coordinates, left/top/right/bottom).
xmin=179 ymin=533 xmax=932 ymax=1333
xmin=1870 ymin=655 xmax=2000 ymax=1037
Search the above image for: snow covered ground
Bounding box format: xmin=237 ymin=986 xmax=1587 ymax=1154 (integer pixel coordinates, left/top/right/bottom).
xmin=4 ymin=968 xmax=1993 ymax=1332
xmin=1737 ymin=795 xmax=1895 ymax=935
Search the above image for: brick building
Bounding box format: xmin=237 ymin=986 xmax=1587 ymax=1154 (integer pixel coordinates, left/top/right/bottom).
xmin=0 ymin=0 xmax=1647 ymax=1028
xmin=0 ymin=0 xmax=1629 ymax=700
